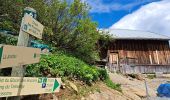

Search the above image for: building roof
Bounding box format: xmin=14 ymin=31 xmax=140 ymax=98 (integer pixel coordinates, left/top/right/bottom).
xmin=106 ymin=29 xmax=170 ymax=40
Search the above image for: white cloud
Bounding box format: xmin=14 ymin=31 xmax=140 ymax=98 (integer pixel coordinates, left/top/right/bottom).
xmin=110 ymin=0 xmax=170 ymax=37
xmin=82 ymin=0 xmax=158 ymax=13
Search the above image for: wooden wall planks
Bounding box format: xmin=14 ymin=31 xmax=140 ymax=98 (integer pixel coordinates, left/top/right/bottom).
xmin=108 ymin=40 xmax=170 ymax=65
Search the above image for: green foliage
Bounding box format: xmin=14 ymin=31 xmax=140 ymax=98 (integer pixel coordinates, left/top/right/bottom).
xmin=39 ymin=0 xmax=99 ymax=63
xmin=98 ymin=30 xmax=113 ymax=49
xmin=98 ymin=68 xmax=109 ymax=80
xmin=0 ymin=33 xmax=17 ymax=45
xmin=97 ymin=30 xmax=114 ymax=59
xmin=0 ymin=0 xmax=24 ymax=33
xmin=104 ymin=78 xmax=122 ymax=92
xmin=26 ymin=53 xmax=108 ymax=84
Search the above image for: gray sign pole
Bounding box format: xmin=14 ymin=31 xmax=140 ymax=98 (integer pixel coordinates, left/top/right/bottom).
xmin=144 ymin=80 xmax=149 ymax=100
xmin=9 ymin=7 xmax=37 ymax=100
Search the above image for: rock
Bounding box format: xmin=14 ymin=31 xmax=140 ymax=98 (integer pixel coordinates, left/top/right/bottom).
xmin=52 ymin=94 xmax=58 ymax=100
xmin=81 ymin=97 xmax=85 ymax=100
xmin=129 ymin=77 xmax=134 ymax=81
xmin=68 ymin=81 xmax=78 ymax=93
xmin=142 ymin=74 xmax=147 ymax=78
xmin=41 ymin=48 xmax=50 ymax=54
xmin=136 ymin=74 xmax=144 ymax=81
xmin=47 ymin=74 xmax=51 ymax=77
xmin=60 ymin=83 xmax=66 ymax=89
xmin=156 ymin=72 xmax=163 ymax=78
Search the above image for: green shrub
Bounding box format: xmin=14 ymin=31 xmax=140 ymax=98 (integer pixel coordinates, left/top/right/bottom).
xmin=26 ymin=53 xmax=107 ymax=84
xmin=104 ymin=78 xmax=122 ymax=92
xmin=0 ymin=33 xmax=17 ymax=45
xmin=98 ymin=68 xmax=108 ymax=80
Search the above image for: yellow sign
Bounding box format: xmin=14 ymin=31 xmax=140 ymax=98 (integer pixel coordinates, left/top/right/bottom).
xmin=0 ymin=77 xmax=61 ymax=97
xmin=22 ymin=15 xmax=44 ymax=39
xmin=0 ymin=45 xmax=41 ymax=68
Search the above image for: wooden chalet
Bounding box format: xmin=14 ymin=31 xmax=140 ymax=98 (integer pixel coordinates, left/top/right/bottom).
xmin=100 ymin=29 xmax=170 ymax=74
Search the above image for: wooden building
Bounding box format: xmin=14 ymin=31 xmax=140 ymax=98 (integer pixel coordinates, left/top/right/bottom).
xmin=102 ymin=29 xmax=170 ymax=74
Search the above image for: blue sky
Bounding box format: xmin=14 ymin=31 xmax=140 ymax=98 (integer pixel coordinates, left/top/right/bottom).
xmin=90 ymin=11 xmax=129 ymax=28
xmin=86 ymin=0 xmax=160 ymax=28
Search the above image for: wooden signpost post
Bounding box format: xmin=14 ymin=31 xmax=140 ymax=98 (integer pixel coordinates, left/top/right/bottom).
xmin=0 ymin=77 xmax=61 ymax=97
xmin=11 ymin=7 xmax=39 ymax=78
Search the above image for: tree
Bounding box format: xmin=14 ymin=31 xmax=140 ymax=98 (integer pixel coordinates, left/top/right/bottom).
xmin=0 ymin=0 xmax=100 ymax=63
xmin=30 ymin=0 xmax=100 ymax=63
xmin=0 ymin=0 xmax=24 ymax=32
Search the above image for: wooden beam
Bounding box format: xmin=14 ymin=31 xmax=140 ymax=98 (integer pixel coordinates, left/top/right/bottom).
xmin=156 ymin=50 xmax=160 ymax=64
xmin=149 ymin=54 xmax=153 ymax=64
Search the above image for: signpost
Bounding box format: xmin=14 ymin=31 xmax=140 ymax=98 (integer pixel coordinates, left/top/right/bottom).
xmin=0 ymin=45 xmax=41 ymax=69
xmin=22 ymin=15 xmax=44 ymax=39
xmin=0 ymin=77 xmax=61 ymax=97
xmin=10 ymin=7 xmax=43 ymax=75
xmin=0 ymin=6 xmax=60 ymax=100
xmin=10 ymin=7 xmax=44 ymax=100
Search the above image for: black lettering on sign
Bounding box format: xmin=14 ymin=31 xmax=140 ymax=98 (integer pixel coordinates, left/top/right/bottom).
xmin=3 ymin=55 xmax=17 ymax=60
xmin=11 ymin=84 xmax=24 ymax=89
xmin=0 ymin=92 xmax=12 ymax=96
xmin=10 ymin=78 xmax=20 ymax=82
xmin=32 ymin=20 xmax=38 ymax=26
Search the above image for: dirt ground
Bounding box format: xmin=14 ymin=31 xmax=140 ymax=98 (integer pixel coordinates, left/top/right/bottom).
xmin=85 ymin=73 xmax=170 ymax=100
xmin=85 ymin=83 xmax=128 ymax=100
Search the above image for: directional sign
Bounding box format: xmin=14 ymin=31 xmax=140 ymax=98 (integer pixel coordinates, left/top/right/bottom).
xmin=22 ymin=15 xmax=44 ymax=39
xmin=0 ymin=45 xmax=41 ymax=68
xmin=0 ymin=77 xmax=61 ymax=97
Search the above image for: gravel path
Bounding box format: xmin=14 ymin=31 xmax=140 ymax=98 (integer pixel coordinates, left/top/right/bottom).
xmin=85 ymin=73 xmax=170 ymax=100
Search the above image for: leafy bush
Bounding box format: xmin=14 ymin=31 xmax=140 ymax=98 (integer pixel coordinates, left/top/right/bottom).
xmin=98 ymin=68 xmax=108 ymax=80
xmin=104 ymin=78 xmax=122 ymax=92
xmin=26 ymin=53 xmax=107 ymax=84
xmin=0 ymin=33 xmax=17 ymax=45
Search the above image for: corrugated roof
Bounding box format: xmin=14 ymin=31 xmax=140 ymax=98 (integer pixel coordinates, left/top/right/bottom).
xmin=106 ymin=29 xmax=170 ymax=40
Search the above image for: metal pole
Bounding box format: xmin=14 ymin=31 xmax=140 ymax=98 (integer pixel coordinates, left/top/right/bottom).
xmin=144 ymin=80 xmax=149 ymax=100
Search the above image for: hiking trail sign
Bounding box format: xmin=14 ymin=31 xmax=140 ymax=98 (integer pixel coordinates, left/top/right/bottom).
xmin=22 ymin=14 xmax=44 ymax=39
xmin=0 ymin=77 xmax=61 ymax=97
xmin=0 ymin=45 xmax=41 ymax=69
